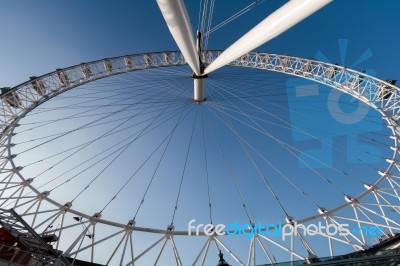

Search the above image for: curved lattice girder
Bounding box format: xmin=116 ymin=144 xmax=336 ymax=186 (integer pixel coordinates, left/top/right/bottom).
xmin=0 ymin=51 xmax=400 ymax=265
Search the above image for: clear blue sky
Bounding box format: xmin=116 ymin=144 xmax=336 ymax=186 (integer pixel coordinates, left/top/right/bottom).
xmin=1 ymin=1 xmax=399 ymax=86
xmin=1 ymin=1 xmax=400 ymax=265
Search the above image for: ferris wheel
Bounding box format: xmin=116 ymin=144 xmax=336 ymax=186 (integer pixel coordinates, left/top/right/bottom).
xmin=1 ymin=0 xmax=400 ymax=265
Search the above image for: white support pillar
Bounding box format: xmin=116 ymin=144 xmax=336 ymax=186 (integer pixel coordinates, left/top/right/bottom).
xmin=204 ymin=0 xmax=332 ymax=74
xmin=193 ymin=77 xmax=205 ymax=102
xmin=156 ymin=0 xmax=200 ymax=75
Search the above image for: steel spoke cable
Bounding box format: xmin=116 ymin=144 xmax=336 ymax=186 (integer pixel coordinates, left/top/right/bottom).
xmin=209 ymin=97 xmax=388 ymax=147
xmin=208 ymin=84 xmax=363 ymax=185
xmin=57 ymin=71 xmax=191 ymax=94
xmin=207 ymin=96 xmax=349 ymax=197
xmin=200 ymin=106 xmax=213 ymax=224
xmin=105 ymin=102 xmax=194 ymax=217
xmin=131 ymin=108 xmax=193 ymax=220
xmin=36 ymin=99 xmax=190 ymax=188
xmin=203 ymin=0 xmax=215 ymax=51
xmin=200 ymin=0 xmax=210 ymax=47
xmin=16 ymin=98 xmax=185 ymax=139
xmin=208 ymin=78 xmax=346 ymax=148
xmin=16 ymin=100 xmax=178 ymax=134
xmin=117 ymin=72 xmax=192 ymax=100
xmin=21 ymin=103 xmax=187 ymax=168
xmin=206 ymin=100 xmax=388 ymax=153
xmin=119 ymin=66 xmax=191 ymax=86
xmin=26 ymin=83 xmax=142 ymax=115
xmin=18 ymin=110 xmax=162 ymax=146
xmin=69 ymin=91 xmax=191 ymax=203
xmin=44 ymin=86 xmax=141 ymax=102
xmin=18 ymin=68 xmax=193 ymax=174
xmin=28 ymin=94 xmax=179 ymax=114
xmin=229 ymin=125 xmax=321 ymax=209
xmin=142 ymin=65 xmax=192 ymax=77
xmin=48 ymin=139 xmax=141 ymax=194
xmin=197 ymin=0 xmax=204 ymax=31
xmin=2 ymin=144 xmax=126 ymax=209
xmin=17 ymin=79 xmax=181 ymax=155
xmin=204 ymin=0 xmax=267 ymax=37
xmin=25 ymin=73 xmax=183 ymax=116
xmin=17 ymin=85 xmax=166 ymax=143
xmin=209 ymin=100 xmax=369 ymax=190
xmin=25 ymin=95 xmax=182 ymax=180
xmin=208 ymin=97 xmax=291 ymax=218
xmin=207 ymin=82 xmax=354 ymax=183
xmin=206 ymin=84 xmax=322 ymax=209
xmin=15 ymin=108 xmax=191 ymax=207
xmin=219 ymin=73 xmax=390 ymax=151
xmin=170 ymin=105 xmax=200 ymax=226
xmin=202 ymin=105 xmax=256 ymax=223
xmin=208 ymin=78 xmax=383 ymax=184
xmin=33 ymin=102 xmax=192 ymax=196
xmin=211 ymin=69 xmax=375 ymax=109
xmin=216 ymin=73 xmax=384 ymax=127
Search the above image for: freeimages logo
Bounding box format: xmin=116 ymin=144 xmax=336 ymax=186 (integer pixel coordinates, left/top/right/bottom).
xmin=286 ymin=39 xmax=382 ymax=168
xmin=188 ymin=219 xmax=384 ymax=241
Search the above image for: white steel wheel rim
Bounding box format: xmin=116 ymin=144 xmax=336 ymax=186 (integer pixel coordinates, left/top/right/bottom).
xmin=0 ymin=50 xmax=399 ymax=265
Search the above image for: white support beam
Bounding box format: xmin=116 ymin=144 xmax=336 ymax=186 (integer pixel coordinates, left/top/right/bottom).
xmin=156 ymin=0 xmax=200 ymax=75
xmin=204 ymin=0 xmax=332 ymax=74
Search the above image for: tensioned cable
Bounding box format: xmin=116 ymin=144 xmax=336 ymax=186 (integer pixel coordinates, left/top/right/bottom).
xmin=26 ymin=67 xmax=191 ymax=117
xmin=17 ymin=88 xmax=167 ymax=153
xmin=39 ymin=102 xmax=192 ymax=195
xmin=21 ymin=103 xmax=185 ymax=167
xmin=12 ymin=66 xmax=194 ymax=194
xmin=206 ymin=82 xmax=324 ymax=207
xmin=207 ymin=100 xmax=380 ymax=147
xmin=206 ymin=100 xmax=387 ymax=165
xmin=206 ymin=102 xmax=347 ymax=224
xmin=3 ymin=102 xmax=191 ymax=210
xmin=224 ymin=70 xmax=390 ymax=142
xmin=27 ymin=96 xmax=184 ymax=181
xmin=17 ymin=100 xmax=177 ymax=137
xmin=207 ymin=77 xmax=384 ymax=183
xmin=197 ymin=0 xmax=204 ymax=32
xmin=203 ymin=0 xmax=215 ymax=51
xmin=208 ymin=75 xmax=380 ymax=124
xmin=209 ymin=100 xmax=376 ymax=191
xmin=234 ymin=130 xmax=321 ymax=209
xmin=17 ymin=74 xmax=185 ymax=154
xmin=200 ymin=0 xmax=210 ymax=47
xmin=210 ymin=100 xmax=291 ymax=218
xmin=204 ymin=0 xmax=267 ymax=37
xmin=23 ymin=98 xmax=186 ymax=189
xmin=201 ymin=106 xmax=213 ymax=224
xmin=170 ymin=105 xmax=200 ymax=226
xmin=1 ymin=101 xmax=192 ymax=210
xmin=16 ymin=97 xmax=184 ymax=144
xmin=214 ymin=71 xmax=385 ymax=128
xmin=100 ymin=103 xmax=194 ymax=214
xmin=207 ymin=91 xmax=350 ymax=196
xmin=70 ymin=96 xmax=191 ymax=203
xmin=203 ymin=105 xmax=256 ymax=223
xmin=131 ymin=103 xmax=193 ymax=220
xmin=26 ymin=82 xmax=146 ymax=115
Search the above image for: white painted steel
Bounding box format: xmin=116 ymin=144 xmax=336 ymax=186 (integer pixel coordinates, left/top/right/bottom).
xmin=1 ymin=51 xmax=400 ymax=265
xmin=156 ymin=0 xmax=200 ymax=75
xmin=204 ymin=0 xmax=332 ymax=74
xmin=193 ymin=78 xmax=205 ymax=102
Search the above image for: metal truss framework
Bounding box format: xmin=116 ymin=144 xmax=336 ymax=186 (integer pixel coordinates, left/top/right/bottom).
xmin=0 ymin=208 xmax=70 ymax=265
xmin=0 ymin=51 xmax=400 ymax=265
